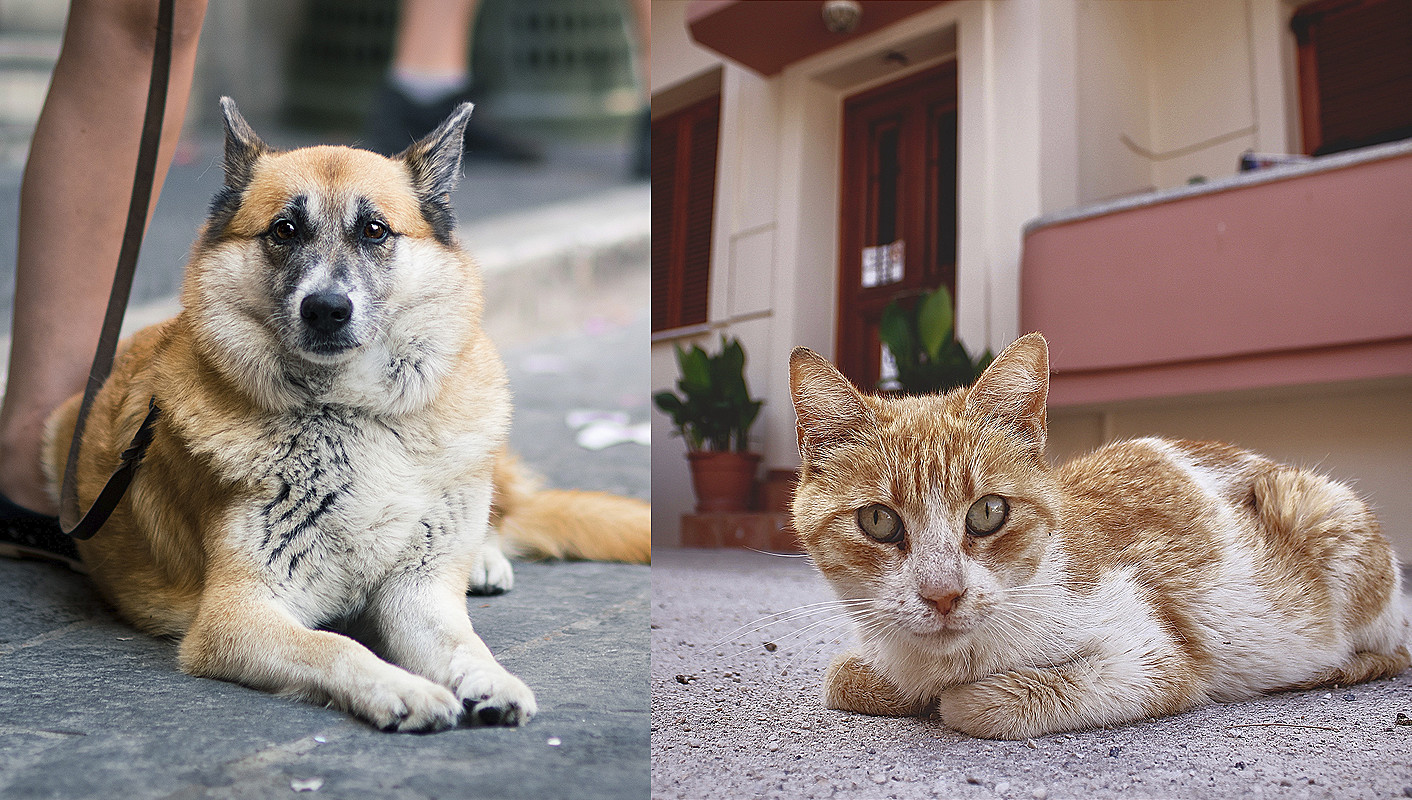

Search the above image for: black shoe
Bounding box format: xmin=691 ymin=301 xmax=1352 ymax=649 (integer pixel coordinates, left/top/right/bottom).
xmin=0 ymin=491 xmax=82 ymax=572
xmin=364 ymin=81 xmax=543 ymax=163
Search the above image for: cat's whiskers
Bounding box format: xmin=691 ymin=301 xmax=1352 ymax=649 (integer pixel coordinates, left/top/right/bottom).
xmin=982 ymin=602 xmax=1073 ymax=657
xmin=710 ymin=600 xmax=878 ymax=665
xmin=974 ymin=611 xmax=1059 ymax=664
xmin=776 ymin=608 xmax=871 ymax=647
xmin=1002 ymin=580 xmax=1103 ymax=595
xmin=742 ymin=546 xmax=814 ymax=559
xmin=986 ymin=606 xmax=1059 ymax=644
xmin=848 ymin=614 xmax=912 ymax=664
xmin=788 ymin=613 xmax=882 ymax=668
xmin=758 ymin=607 xmax=890 ymax=674
xmin=709 ymin=598 xmax=873 ymax=649
xmin=851 ymin=625 xmax=894 ymax=660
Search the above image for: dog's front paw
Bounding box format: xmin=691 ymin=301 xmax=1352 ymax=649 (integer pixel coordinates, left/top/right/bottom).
xmin=453 ymin=664 xmax=537 ymax=726
xmin=468 ymin=542 xmax=514 ymax=595
xmin=357 ymin=671 xmax=464 ymax=733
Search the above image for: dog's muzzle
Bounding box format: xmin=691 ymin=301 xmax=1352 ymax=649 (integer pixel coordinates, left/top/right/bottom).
xmin=300 ymin=291 xmax=353 ymax=334
xmin=294 ymin=290 xmax=363 ymax=358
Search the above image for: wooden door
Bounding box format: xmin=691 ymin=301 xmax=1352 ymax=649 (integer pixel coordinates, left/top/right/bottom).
xmin=836 ymin=62 xmax=958 ymax=389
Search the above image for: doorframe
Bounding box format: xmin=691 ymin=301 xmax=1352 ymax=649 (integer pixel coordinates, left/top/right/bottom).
xmin=835 ymin=60 xmax=960 ymax=389
xmin=760 ymin=3 xmax=993 ymax=471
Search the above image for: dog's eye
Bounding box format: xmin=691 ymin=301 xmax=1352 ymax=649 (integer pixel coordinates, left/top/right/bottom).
xmin=271 ymin=218 xmax=297 ymax=242
xmin=362 ymin=221 xmax=389 ymax=242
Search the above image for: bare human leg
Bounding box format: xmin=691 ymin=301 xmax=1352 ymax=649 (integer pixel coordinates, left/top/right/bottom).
xmin=0 ymin=0 xmax=208 ymax=515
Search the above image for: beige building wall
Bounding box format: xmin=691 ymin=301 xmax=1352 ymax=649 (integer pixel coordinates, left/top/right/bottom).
xmin=652 ymin=2 xmax=783 ymax=547
xmin=1073 ymin=0 xmax=1306 ymax=203
xmin=1056 ymin=0 xmax=1412 ymax=559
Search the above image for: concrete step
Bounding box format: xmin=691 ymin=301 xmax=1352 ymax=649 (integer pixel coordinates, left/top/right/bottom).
xmin=680 ymin=512 xmax=802 ymax=553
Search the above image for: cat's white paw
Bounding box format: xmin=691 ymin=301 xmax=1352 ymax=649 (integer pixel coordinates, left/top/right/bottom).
xmin=352 ymin=670 xmax=464 ymax=733
xmin=935 ymin=680 xmax=1030 ymax=739
xmin=824 ymin=651 xmax=929 ymax=717
xmin=453 ymin=663 xmax=537 ymax=726
xmin=935 ymin=668 xmax=1082 ymax=740
xmin=468 ymin=541 xmax=514 ymax=595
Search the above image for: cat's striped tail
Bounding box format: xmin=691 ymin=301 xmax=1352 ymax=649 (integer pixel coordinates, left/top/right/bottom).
xmin=1254 ymin=466 xmax=1411 ymax=669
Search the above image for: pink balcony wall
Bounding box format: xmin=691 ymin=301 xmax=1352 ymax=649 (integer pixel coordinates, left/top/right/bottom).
xmin=1020 ymin=141 xmax=1412 ymax=407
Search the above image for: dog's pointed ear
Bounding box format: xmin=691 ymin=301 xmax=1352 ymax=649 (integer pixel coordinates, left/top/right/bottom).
xmin=220 ymin=97 xmax=267 ymax=192
xmin=399 ymin=102 xmax=472 ymax=244
xmin=400 ymin=102 xmax=473 ymax=200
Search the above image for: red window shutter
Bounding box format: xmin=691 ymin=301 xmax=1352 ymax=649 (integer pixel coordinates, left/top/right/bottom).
xmin=679 ymin=109 xmax=719 ymax=327
xmin=650 ymin=120 xmax=680 ymax=332
xmin=651 ymin=95 xmax=720 ymax=332
xmin=1294 ymin=0 xmax=1412 ymax=155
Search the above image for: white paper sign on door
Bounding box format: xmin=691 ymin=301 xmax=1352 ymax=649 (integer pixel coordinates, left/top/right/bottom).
xmin=861 ymin=240 xmax=904 ymax=288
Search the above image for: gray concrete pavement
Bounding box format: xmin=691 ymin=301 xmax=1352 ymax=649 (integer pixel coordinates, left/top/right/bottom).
xmin=3 ymin=556 xmax=646 ymax=799
xmin=651 ymin=548 xmax=1412 ymax=800
xmin=0 ymin=124 xmax=649 ymax=798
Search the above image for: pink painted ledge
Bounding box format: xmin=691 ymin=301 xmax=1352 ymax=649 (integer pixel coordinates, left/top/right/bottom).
xmin=1020 ymin=139 xmax=1412 ymax=407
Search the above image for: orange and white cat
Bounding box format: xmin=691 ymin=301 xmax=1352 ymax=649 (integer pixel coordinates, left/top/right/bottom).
xmin=789 ymin=333 xmax=1410 ymax=740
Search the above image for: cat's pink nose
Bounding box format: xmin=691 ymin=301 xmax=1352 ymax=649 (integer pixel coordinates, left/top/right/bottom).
xmin=920 ymin=588 xmax=965 ymax=615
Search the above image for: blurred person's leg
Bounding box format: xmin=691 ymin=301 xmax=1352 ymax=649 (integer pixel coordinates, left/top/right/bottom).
xmin=0 ymin=0 xmax=208 ymax=515
xmin=367 ymin=0 xmax=539 ymax=161
xmin=393 ymin=0 xmax=478 ymax=92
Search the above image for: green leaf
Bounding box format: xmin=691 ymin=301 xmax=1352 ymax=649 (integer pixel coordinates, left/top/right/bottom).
xmin=652 ymin=391 xmax=684 ymax=415
xmin=662 ymin=335 xmax=762 ymax=452
xmin=717 ymin=337 xmax=746 ymax=381
xmin=878 ymin=301 xmax=913 ymax=375
xmin=678 ymin=345 xmax=711 ymax=394
xmin=917 ymin=286 xmax=955 ymax=361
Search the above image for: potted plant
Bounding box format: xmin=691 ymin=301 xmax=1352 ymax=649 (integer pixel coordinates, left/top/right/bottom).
xmin=877 ymin=285 xmax=994 ymax=394
xmin=653 ymin=336 xmax=763 ymax=513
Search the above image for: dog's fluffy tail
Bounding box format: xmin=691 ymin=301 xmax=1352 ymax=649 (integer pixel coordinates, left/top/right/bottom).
xmin=491 ymin=455 xmax=651 ymax=564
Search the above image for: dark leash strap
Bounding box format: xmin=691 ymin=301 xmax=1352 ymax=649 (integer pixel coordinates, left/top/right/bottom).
xmin=59 ymin=0 xmax=173 ymax=539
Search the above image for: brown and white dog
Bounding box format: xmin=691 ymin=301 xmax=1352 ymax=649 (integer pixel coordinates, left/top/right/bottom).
xmin=42 ymin=98 xmax=649 ymax=732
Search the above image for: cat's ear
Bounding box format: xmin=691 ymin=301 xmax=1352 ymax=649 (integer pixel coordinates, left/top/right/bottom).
xmin=965 ymin=332 xmax=1049 ymax=456
xmin=790 ymin=348 xmax=872 ymax=467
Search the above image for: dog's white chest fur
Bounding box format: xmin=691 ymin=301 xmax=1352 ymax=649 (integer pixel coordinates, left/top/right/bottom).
xmin=233 ymin=405 xmax=490 ymax=624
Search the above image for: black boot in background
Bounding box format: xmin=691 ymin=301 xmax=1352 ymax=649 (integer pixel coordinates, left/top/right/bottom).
xmin=364 ymin=80 xmax=543 ymax=163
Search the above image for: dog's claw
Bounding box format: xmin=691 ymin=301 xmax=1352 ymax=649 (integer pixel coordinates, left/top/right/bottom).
xmin=461 ymin=697 xmax=527 ymax=727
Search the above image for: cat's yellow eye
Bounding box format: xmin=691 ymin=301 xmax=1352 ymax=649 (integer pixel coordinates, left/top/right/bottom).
xmin=965 ymin=495 xmax=1009 ymax=536
xmin=856 ymin=504 xmax=904 ymax=544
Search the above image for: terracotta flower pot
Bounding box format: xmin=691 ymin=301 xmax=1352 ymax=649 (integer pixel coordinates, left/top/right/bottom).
xmin=686 ymin=450 xmax=761 ymax=513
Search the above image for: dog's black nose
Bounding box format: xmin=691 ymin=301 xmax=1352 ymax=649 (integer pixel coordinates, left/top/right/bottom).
xmin=300 ymin=292 xmax=352 ymax=334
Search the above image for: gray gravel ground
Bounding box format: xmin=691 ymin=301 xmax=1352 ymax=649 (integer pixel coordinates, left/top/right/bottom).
xmin=651 ymin=548 xmax=1412 ymax=800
